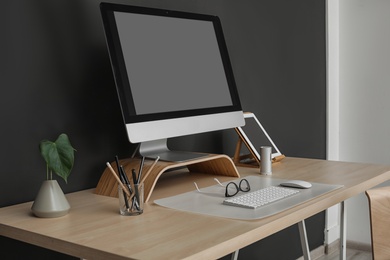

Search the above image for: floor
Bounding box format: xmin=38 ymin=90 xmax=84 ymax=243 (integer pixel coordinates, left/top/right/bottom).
xmin=316 ymin=248 xmax=371 ymax=260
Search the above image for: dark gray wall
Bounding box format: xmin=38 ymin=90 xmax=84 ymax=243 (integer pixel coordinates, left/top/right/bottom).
xmin=0 ymin=0 xmax=326 ymax=259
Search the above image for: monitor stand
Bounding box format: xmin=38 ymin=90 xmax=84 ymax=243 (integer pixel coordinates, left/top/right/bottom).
xmin=139 ymin=139 xmax=209 ymax=162
xmin=95 ymin=141 xmax=240 ymax=202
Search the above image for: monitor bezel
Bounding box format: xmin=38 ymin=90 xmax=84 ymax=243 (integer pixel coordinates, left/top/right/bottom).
xmin=100 ymin=3 xmax=242 ymax=124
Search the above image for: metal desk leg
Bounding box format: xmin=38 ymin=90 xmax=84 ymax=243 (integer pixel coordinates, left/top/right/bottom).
xmin=339 ymin=201 xmax=346 ymax=260
xmin=298 ymin=220 xmax=311 ymax=260
xmin=231 ymin=220 xmax=313 ymax=260
xmin=231 ymin=250 xmax=239 ymax=260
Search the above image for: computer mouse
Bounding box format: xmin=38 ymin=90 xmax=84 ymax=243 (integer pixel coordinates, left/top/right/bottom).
xmin=280 ymin=180 xmax=312 ymax=189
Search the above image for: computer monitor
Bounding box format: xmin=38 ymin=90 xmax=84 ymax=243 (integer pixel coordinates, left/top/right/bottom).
xmin=100 ymin=3 xmax=244 ymax=161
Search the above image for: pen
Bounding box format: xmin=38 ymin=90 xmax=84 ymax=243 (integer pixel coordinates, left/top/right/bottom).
xmin=132 ymin=168 xmax=141 ymax=207
xmin=120 ymin=165 xmax=133 ymax=192
xmin=115 ymin=156 xmax=131 ymax=192
xmin=114 ymin=156 xmax=131 ymax=208
xmin=137 ymin=156 xmax=145 ymax=184
xmin=132 ymin=168 xmax=138 ymax=185
xmin=115 ymin=156 xmax=132 ymax=191
xmin=118 ymin=169 xmax=130 ymax=209
xmin=114 ymin=155 xmax=121 ymax=174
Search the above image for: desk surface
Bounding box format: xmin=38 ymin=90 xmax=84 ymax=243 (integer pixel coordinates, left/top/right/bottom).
xmin=1 ymin=157 xmax=390 ymax=260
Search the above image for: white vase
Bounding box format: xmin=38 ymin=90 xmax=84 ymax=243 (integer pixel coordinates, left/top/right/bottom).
xmin=31 ymin=180 xmax=70 ymax=218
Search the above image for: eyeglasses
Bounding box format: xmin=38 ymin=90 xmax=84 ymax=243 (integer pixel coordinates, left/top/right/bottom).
xmin=194 ymin=178 xmax=251 ymax=197
xmin=224 ymin=179 xmax=251 ymax=197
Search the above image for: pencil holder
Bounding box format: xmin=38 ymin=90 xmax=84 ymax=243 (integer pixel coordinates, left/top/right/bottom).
xmin=118 ymin=183 xmax=144 ymax=216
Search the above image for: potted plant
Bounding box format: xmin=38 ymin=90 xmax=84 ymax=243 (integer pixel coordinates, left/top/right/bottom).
xmin=31 ymin=133 xmax=76 ymax=218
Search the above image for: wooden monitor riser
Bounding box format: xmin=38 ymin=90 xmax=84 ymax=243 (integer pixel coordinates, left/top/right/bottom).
xmin=95 ymin=153 xmax=240 ymax=202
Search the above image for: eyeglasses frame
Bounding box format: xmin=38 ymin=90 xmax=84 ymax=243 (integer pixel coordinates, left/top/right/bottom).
xmin=225 ymin=179 xmax=251 ymax=197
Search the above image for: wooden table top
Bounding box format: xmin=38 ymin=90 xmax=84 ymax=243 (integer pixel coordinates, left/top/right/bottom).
xmin=1 ymin=157 xmax=390 ymax=260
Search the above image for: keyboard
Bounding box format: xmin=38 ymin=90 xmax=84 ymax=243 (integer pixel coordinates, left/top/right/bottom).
xmin=223 ymin=186 xmax=299 ymax=209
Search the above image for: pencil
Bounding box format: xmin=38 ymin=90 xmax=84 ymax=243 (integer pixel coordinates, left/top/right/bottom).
xmin=106 ymin=162 xmax=131 ymax=197
xmin=140 ymin=156 xmax=160 ymax=184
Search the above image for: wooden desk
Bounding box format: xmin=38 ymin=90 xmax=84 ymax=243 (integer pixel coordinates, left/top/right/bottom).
xmin=1 ymin=157 xmax=390 ymax=260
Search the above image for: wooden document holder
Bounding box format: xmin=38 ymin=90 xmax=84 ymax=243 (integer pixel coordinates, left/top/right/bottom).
xmin=95 ymin=153 xmax=240 ymax=202
xmin=232 ymin=112 xmax=285 ymax=168
xmin=233 ymin=138 xmax=285 ymax=168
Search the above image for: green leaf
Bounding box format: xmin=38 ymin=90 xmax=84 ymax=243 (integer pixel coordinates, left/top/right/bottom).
xmin=39 ymin=133 xmax=76 ymax=183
